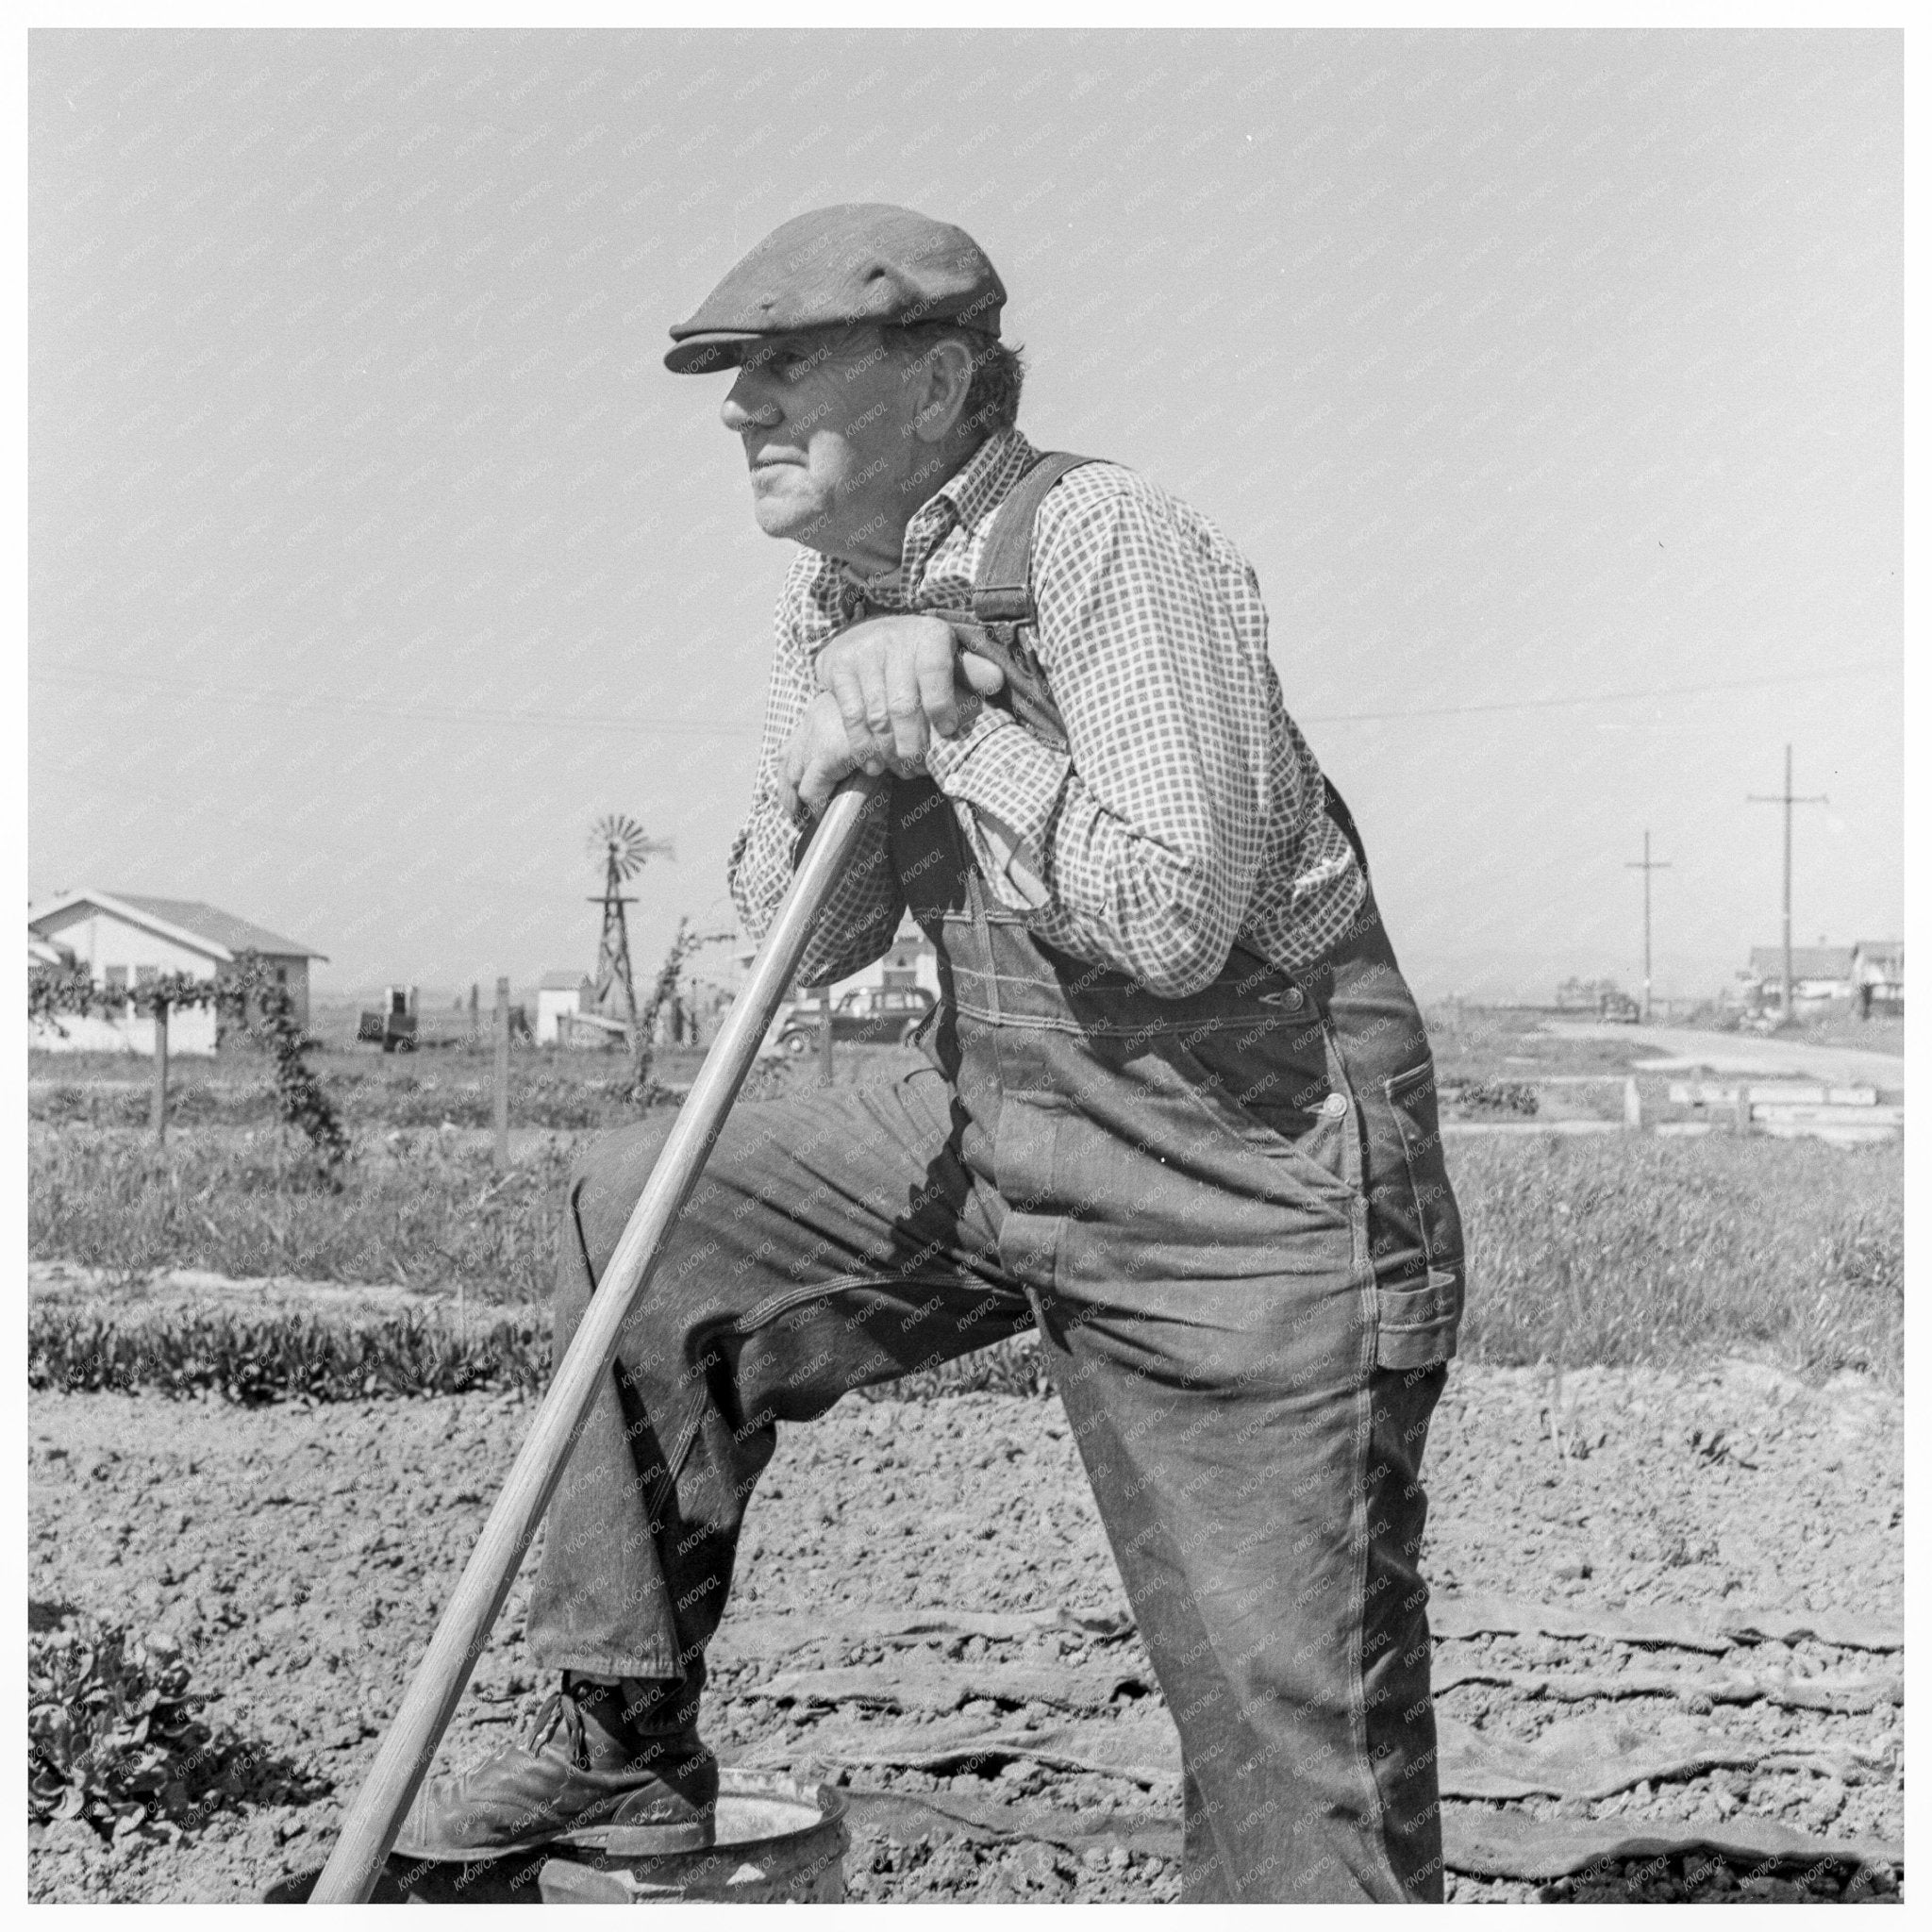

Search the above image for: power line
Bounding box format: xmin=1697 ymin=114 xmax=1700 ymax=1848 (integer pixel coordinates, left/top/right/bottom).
xmin=27 ymin=665 xmax=765 ymax=740
xmin=1300 ymin=660 xmax=1894 ymax=724
xmin=28 ymin=656 xmax=1893 ymax=739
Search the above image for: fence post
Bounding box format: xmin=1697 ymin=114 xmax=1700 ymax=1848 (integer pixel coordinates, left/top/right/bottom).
xmin=1623 ymin=1076 xmax=1642 ymax=1130
xmin=1733 ymin=1087 xmax=1752 ymax=1137
xmin=493 ymin=975 xmax=511 ymax=1170
xmin=818 ymin=987 xmax=835 ymax=1087
xmin=151 ymin=999 xmax=170 ymax=1147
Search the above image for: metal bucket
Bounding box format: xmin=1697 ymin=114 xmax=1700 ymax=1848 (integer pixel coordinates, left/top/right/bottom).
xmin=266 ymin=1772 xmax=847 ymax=1905
xmin=538 ymin=1770 xmax=848 ymax=1903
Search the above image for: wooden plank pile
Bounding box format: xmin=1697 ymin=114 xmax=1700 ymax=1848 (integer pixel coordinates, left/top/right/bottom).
xmin=1665 ymin=1082 xmax=1902 ymax=1145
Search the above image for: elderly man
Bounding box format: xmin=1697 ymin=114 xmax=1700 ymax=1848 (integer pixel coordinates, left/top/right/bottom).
xmin=402 ymin=204 xmax=1465 ymax=1904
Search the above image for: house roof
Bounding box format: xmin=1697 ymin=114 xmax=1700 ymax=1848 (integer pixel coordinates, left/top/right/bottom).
xmin=1855 ymin=941 xmax=1904 ymax=967
xmin=1747 ymin=945 xmax=1855 ymax=980
xmin=26 ymin=890 xmax=327 ymax=962
xmin=539 ymin=970 xmax=591 ymax=991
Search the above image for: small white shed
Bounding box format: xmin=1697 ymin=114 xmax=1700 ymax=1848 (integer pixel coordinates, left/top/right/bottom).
xmin=536 ymin=971 xmax=596 ymax=1046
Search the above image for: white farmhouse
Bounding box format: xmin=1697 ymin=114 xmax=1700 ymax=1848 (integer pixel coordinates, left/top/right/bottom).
xmin=27 ymin=891 xmax=328 ymax=1057
xmin=732 ymin=921 xmax=941 ymax=1005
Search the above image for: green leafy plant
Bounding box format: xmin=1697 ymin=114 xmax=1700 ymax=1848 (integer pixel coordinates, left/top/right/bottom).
xmin=27 ymin=965 xmax=216 ymax=1032
xmin=1446 ymin=1079 xmax=1541 ymax=1118
xmin=28 ymin=1305 xmax=549 ymax=1405
xmin=29 ymin=1620 xmax=217 ymax=1842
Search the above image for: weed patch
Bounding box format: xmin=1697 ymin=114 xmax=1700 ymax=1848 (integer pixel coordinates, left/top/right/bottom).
xmin=1451 ymin=1134 xmax=1903 ymax=1389
xmin=28 ymin=1130 xmax=578 ymax=1301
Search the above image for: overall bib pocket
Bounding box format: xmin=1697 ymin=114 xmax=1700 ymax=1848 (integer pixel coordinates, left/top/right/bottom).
xmin=1165 ymin=1018 xmax=1354 ymax=1201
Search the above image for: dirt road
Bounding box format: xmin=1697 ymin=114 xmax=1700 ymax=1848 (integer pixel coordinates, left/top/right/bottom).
xmin=29 ymin=1356 xmax=1901 ymax=1904
xmin=1544 ymin=1024 xmax=1906 ymax=1091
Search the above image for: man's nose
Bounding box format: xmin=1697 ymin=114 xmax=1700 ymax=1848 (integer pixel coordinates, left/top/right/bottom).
xmin=721 ymin=370 xmax=780 ymax=434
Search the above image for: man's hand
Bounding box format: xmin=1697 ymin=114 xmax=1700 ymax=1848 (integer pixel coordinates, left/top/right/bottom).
xmin=779 ymin=692 xmax=869 ymax=821
xmin=814 ymin=614 xmax=1007 ymax=778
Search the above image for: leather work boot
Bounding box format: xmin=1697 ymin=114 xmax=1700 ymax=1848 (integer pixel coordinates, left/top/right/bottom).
xmin=393 ymin=1674 xmax=717 ymax=1862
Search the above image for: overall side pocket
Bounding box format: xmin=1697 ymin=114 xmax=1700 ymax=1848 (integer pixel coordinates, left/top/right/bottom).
xmin=1374 ymin=1062 xmax=1466 ymax=1368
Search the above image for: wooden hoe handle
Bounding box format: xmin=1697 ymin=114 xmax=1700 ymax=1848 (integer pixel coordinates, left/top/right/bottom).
xmin=310 ymin=772 xmax=886 ymax=1903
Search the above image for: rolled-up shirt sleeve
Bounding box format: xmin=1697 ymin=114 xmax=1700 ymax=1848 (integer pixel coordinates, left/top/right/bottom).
xmin=728 ymin=565 xmax=904 ymax=989
xmin=924 ymin=475 xmax=1289 ymax=998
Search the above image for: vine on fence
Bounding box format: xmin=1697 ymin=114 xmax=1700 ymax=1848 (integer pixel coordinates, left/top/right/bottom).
xmin=628 ymin=920 xmax=735 ymax=1106
xmin=28 ymin=950 xmax=348 ymax=1170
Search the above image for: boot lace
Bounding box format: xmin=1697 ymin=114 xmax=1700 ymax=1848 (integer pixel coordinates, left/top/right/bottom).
xmin=518 ymin=1689 xmax=591 ymax=1769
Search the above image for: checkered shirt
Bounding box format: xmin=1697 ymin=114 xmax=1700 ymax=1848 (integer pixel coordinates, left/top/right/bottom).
xmin=728 ymin=427 xmax=1367 ymax=997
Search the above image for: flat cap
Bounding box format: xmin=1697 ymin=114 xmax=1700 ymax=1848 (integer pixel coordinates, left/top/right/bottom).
xmin=665 ymin=203 xmax=1006 ymax=375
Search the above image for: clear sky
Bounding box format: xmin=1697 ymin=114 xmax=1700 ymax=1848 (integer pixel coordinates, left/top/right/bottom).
xmin=29 ymin=27 xmax=1901 ymax=1003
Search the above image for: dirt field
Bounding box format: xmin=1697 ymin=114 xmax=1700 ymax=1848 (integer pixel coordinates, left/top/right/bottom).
xmin=28 ymin=1350 xmax=1902 ymax=1904
xmin=27 ymin=1007 xmax=1905 ymax=1902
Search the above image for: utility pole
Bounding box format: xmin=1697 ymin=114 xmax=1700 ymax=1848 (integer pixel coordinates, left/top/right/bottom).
xmin=1625 ymin=831 xmax=1671 ymax=1024
xmin=1747 ymin=744 xmax=1828 ymax=1024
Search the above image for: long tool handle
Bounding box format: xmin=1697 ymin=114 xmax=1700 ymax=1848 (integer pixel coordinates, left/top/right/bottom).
xmin=310 ymin=772 xmax=885 ymax=1903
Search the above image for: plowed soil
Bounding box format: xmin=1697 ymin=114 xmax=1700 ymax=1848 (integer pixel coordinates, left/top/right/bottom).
xmin=28 ymin=1354 xmax=1902 ymax=1904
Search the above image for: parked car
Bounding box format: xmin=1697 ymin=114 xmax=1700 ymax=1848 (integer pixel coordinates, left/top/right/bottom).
xmin=767 ymin=985 xmax=936 ymax=1057
xmin=1597 ymin=990 xmax=1641 ymax=1024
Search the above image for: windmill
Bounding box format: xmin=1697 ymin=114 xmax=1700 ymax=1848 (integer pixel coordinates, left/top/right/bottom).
xmin=587 ymin=813 xmax=674 ymax=1029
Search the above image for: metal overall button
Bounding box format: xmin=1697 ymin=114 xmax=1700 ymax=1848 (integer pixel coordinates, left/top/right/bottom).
xmin=1320 ymin=1091 xmax=1349 ymax=1119
xmin=1259 ymin=985 xmax=1305 ymax=1012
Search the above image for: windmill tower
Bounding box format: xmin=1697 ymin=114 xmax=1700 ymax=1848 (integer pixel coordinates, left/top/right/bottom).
xmin=587 ymin=814 xmax=673 ymax=1028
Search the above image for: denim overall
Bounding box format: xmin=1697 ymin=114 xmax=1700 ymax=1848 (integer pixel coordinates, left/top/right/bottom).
xmin=525 ymin=456 xmax=1464 ymax=1902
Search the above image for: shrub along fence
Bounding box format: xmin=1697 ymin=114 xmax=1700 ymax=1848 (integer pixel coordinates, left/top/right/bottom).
xmin=29 ymin=953 xmax=347 ymax=1166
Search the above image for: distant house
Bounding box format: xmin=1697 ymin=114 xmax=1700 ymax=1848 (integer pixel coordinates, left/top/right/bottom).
xmin=1741 ymin=944 xmax=1856 ymax=1011
xmin=27 ymin=890 xmax=328 ymax=1056
xmin=872 ymin=930 xmax=940 ymax=998
xmin=738 ymin=922 xmax=941 ymax=1005
xmin=1853 ymin=941 xmax=1904 ymax=1016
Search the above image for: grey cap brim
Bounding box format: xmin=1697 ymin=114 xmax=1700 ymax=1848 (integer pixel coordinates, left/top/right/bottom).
xmin=663 ymin=331 xmax=769 ymax=375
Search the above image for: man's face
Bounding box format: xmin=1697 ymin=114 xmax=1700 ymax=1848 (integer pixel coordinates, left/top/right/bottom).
xmin=720 ymin=327 xmax=934 ymax=570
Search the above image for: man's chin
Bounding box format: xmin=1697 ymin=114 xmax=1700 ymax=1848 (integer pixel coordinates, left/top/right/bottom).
xmin=751 ymin=493 xmax=834 ymax=550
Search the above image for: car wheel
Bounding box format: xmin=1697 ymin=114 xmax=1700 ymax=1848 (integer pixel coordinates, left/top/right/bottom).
xmin=781 ymin=1029 xmax=811 ymax=1057
xmin=899 ymin=1017 xmax=926 ymax=1045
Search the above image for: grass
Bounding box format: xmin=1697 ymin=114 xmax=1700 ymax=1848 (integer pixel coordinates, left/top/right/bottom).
xmin=30 ymin=1058 xmax=646 ymax=1133
xmin=1450 ymin=1131 xmax=1903 ymax=1391
xmin=28 ymin=1128 xmax=575 ymax=1306
xmin=28 ymin=1039 xmax=916 ymax=1131
xmin=28 ymin=1110 xmax=1903 ymax=1400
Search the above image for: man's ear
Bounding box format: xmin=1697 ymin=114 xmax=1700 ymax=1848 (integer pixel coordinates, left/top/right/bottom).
xmin=908 ymin=338 xmax=975 ymax=446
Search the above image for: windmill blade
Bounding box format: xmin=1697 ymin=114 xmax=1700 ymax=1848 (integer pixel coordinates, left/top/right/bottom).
xmin=588 ymin=813 xmax=673 ymax=879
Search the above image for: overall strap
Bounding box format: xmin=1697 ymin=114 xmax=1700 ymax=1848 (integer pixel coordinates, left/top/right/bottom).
xmin=949 ymin=451 xmax=1095 ymax=752
xmin=1321 ymin=775 xmax=1372 ymax=886
xmin=952 ymin=450 xmax=1375 ymax=891
xmin=972 ymin=451 xmax=1095 ymax=625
